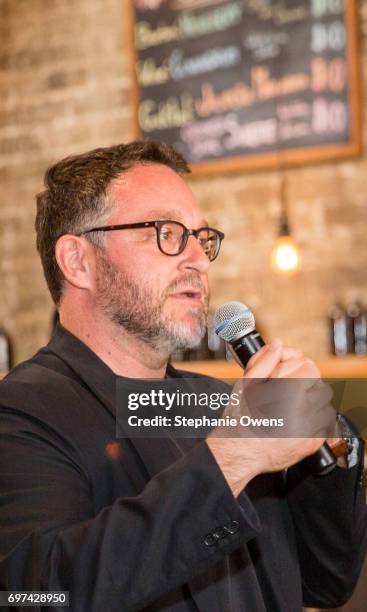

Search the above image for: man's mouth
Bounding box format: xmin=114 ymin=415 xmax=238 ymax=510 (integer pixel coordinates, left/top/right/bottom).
xmin=169 ymin=289 xmax=203 ymax=303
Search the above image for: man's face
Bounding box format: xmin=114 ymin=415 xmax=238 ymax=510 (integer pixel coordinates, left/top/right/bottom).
xmin=93 ymin=164 xmax=211 ymax=354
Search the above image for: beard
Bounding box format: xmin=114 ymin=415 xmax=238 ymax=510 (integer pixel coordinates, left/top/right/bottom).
xmin=94 ymin=248 xmax=209 ymax=355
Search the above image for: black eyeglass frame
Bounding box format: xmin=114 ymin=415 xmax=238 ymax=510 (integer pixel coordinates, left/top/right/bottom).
xmin=77 ymin=220 xmax=225 ymax=262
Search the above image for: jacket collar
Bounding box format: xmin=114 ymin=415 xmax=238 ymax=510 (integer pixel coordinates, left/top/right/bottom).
xmin=44 ymin=323 xmax=181 ymax=416
xmin=43 ymin=323 xmax=185 ymax=470
xmin=44 ymin=323 xmax=117 ymax=415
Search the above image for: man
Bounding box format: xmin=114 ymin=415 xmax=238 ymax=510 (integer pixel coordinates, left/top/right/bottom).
xmin=0 ymin=141 xmax=365 ymax=611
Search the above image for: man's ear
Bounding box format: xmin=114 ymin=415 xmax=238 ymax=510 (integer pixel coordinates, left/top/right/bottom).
xmin=55 ymin=234 xmax=95 ymax=291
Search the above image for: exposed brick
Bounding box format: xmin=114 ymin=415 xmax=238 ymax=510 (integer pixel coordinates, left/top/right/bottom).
xmin=0 ymin=0 xmax=367 ymax=365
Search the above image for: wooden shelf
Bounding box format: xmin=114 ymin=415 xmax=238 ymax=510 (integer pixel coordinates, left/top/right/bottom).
xmin=1 ymin=357 xmax=366 ymax=382
xmin=174 ymin=356 xmax=367 ymax=379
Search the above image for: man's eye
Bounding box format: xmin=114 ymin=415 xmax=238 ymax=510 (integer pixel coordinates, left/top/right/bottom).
xmin=138 ymin=229 xmax=156 ymax=241
xmin=160 ymin=230 xmax=174 ymax=241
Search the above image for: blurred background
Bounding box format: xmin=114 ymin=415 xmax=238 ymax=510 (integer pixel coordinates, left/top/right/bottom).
xmin=0 ymin=2 xmax=366 ymax=610
xmin=1 ymin=0 xmax=367 ymax=368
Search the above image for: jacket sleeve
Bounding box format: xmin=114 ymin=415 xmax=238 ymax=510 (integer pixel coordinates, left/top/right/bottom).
xmin=0 ymin=406 xmax=261 ymax=612
xmin=286 ymin=440 xmax=367 ymax=608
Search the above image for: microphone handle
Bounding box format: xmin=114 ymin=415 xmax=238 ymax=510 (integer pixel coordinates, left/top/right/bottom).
xmin=230 ymin=332 xmax=337 ymax=476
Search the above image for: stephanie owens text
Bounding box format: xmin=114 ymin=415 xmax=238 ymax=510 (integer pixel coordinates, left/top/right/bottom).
xmin=127 ymin=415 xmax=285 ymax=428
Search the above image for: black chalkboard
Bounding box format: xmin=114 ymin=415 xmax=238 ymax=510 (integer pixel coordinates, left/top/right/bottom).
xmin=129 ymin=0 xmax=361 ymax=175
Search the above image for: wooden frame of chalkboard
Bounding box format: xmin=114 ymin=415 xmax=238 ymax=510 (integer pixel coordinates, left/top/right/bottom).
xmin=128 ymin=1 xmax=361 ymax=177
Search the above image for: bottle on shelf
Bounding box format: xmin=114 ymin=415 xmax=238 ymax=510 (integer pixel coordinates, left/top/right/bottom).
xmin=328 ymin=302 xmax=348 ymax=356
xmin=0 ymin=328 xmax=11 ymax=373
xmin=346 ymin=300 xmax=367 ymax=355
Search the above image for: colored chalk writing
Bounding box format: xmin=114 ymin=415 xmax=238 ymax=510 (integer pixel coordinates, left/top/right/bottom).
xmin=130 ymin=0 xmax=360 ymax=174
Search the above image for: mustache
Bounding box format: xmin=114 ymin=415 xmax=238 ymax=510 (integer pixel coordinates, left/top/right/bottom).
xmin=164 ymin=274 xmax=209 ymax=302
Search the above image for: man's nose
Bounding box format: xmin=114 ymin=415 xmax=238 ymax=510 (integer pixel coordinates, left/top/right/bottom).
xmin=178 ymin=234 xmax=211 ymax=274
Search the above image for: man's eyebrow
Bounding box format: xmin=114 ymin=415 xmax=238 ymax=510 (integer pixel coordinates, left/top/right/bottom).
xmin=145 ymin=210 xmax=210 ymax=227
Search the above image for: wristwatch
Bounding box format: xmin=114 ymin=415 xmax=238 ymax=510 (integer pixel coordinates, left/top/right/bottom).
xmin=331 ymin=414 xmax=356 ymax=463
xmin=331 ymin=438 xmax=350 ymax=459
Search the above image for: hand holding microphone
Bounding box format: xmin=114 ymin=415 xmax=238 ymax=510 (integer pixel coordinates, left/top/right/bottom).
xmin=206 ymin=302 xmax=337 ymax=497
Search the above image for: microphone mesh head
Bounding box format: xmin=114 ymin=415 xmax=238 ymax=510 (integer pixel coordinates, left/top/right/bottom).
xmin=214 ymin=301 xmax=255 ymax=342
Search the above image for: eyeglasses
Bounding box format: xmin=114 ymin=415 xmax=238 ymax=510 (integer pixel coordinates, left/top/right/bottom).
xmin=77 ymin=220 xmax=225 ymax=262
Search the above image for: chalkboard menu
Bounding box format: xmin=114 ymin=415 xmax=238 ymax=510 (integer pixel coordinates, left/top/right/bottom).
xmin=129 ymin=0 xmax=361 ymax=175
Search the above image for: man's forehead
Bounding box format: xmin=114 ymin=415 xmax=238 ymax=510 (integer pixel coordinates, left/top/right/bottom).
xmin=144 ymin=208 xmax=186 ymax=221
xmin=108 ymin=164 xmax=206 ymax=225
xmin=111 ymin=162 xmax=183 ymax=190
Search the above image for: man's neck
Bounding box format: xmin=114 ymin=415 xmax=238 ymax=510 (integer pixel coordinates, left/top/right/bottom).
xmin=59 ymin=309 xmax=168 ymax=379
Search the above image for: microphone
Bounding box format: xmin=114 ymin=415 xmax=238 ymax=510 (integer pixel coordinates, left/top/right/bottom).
xmin=213 ymin=301 xmax=337 ymax=476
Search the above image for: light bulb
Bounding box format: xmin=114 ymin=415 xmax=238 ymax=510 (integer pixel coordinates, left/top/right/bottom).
xmin=270 ymin=235 xmax=301 ymax=274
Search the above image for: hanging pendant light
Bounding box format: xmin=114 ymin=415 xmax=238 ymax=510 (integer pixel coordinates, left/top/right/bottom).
xmin=270 ymin=171 xmax=301 ymax=274
xmin=270 ymin=211 xmax=301 ymax=274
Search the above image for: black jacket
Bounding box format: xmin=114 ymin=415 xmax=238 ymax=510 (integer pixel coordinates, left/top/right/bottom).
xmin=0 ymin=324 xmax=366 ymax=611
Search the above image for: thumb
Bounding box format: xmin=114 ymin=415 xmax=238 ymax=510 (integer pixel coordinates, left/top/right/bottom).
xmin=244 ymin=339 xmax=282 ymax=378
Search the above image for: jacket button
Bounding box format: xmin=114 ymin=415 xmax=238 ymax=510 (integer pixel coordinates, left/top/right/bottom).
xmin=225 ymin=520 xmax=240 ymax=534
xmin=213 ymin=527 xmax=227 ymax=540
xmin=204 ymin=533 xmax=217 ymax=546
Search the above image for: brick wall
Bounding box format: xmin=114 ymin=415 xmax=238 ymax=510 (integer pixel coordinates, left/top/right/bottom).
xmin=1 ymin=0 xmax=367 ymax=363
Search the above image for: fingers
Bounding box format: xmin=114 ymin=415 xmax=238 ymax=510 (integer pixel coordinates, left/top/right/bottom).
xmin=270 ymin=358 xmax=305 ymax=379
xmin=246 ymin=343 xmax=302 ymax=370
xmin=278 ymin=346 xmax=303 ymax=361
xmin=245 ymin=343 xmax=272 ymax=370
xmin=246 ymin=342 xmax=313 ymax=372
xmin=245 ymin=339 xmax=283 ymax=378
xmin=245 ymin=340 xmax=320 ymax=381
xmin=270 ymin=357 xmax=321 ymax=379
